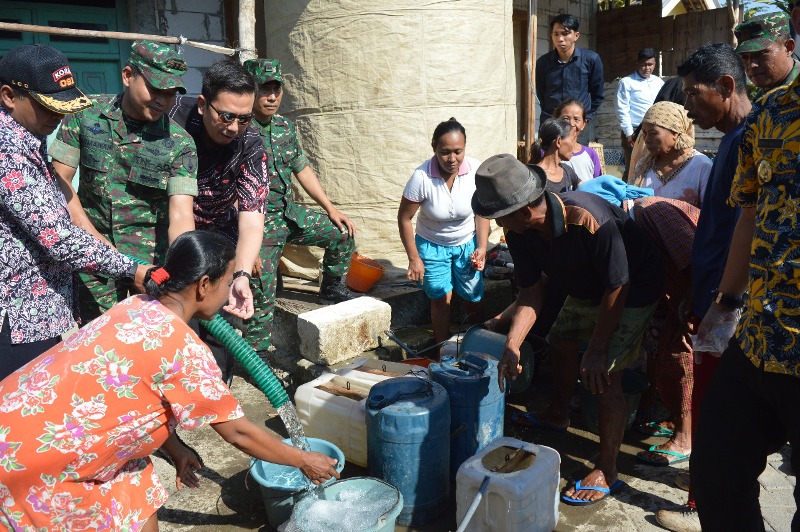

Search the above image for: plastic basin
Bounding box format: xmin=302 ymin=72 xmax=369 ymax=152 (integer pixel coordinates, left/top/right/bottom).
xmin=249 ymin=437 xmax=345 ymax=529
xmin=288 ymin=477 xmax=403 ymax=532
xmin=346 ymin=253 xmax=386 ymax=292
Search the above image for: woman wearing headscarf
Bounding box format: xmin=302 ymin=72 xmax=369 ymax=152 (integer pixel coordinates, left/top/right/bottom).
xmin=631 ymin=101 xmax=712 ymax=207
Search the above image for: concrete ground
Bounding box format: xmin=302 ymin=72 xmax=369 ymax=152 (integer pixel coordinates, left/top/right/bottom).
xmin=155 ymin=347 xmax=796 ymax=532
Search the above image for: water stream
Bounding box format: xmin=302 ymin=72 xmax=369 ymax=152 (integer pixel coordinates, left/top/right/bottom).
xmin=277 ymin=402 xmax=311 ymax=451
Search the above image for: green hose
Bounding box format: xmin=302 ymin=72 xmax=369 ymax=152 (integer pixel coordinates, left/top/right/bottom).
xmin=130 ymin=257 xmax=290 ymax=409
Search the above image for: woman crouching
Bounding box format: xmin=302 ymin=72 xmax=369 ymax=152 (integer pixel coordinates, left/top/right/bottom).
xmin=0 ymin=230 xmax=338 ymax=531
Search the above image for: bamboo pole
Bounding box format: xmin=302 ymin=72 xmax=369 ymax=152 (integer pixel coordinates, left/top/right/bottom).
xmin=0 ymin=22 xmax=237 ymax=56
xmin=238 ymin=0 xmax=257 ymax=62
xmin=525 ymin=3 xmax=538 ymax=163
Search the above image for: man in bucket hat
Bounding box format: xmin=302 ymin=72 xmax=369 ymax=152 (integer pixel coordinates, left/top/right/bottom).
xmin=735 ymin=12 xmax=799 ymax=97
xmin=50 ymin=40 xmax=198 ymax=323
xmin=475 ymin=154 xmax=662 ymax=506
xmin=0 ymin=44 xmax=146 ymax=378
xmin=242 ymin=58 xmax=357 ymax=358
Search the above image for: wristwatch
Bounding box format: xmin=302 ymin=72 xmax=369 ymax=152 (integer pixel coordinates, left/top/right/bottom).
xmin=714 ymin=290 xmax=745 ymax=309
xmin=232 ymin=270 xmax=252 ymax=282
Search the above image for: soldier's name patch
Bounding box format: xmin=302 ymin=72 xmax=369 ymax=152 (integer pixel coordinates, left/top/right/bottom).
xmin=758 ymin=138 xmax=785 ymax=149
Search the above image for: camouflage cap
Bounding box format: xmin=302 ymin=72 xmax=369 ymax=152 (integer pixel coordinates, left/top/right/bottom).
xmin=243 ymin=59 xmax=283 ymax=85
xmin=734 ymin=12 xmax=791 ymax=54
xmin=129 ymin=40 xmax=187 ymax=93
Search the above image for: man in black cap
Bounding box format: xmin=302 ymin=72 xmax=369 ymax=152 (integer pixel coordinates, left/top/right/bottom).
xmin=0 ymin=44 xmax=147 ymax=379
xmin=474 ymin=154 xmax=662 ymax=505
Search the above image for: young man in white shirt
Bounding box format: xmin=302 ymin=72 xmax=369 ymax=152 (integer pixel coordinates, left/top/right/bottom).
xmin=616 ymin=48 xmax=664 ymax=180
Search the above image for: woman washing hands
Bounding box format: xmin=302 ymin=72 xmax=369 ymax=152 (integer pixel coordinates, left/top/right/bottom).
xmin=398 ymin=118 xmax=489 ymax=353
xmin=0 ymin=231 xmax=338 ymax=531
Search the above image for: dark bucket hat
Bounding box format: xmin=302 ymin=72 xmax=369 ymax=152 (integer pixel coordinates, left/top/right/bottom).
xmin=471 ymin=154 xmax=546 ymax=219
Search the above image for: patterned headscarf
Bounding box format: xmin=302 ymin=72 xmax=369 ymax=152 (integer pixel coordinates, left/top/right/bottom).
xmin=632 ymin=101 xmax=696 ymax=187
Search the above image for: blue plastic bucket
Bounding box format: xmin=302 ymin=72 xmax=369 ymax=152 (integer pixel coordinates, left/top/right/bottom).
xmin=248 ymin=437 xmax=345 ymax=529
xmin=459 ymin=327 xmax=542 ymax=394
xmin=287 ymin=477 xmax=403 ymax=532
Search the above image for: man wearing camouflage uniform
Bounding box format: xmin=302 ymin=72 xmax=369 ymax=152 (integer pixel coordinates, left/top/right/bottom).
xmin=51 ymin=40 xmax=197 ymax=323
xmin=735 ymin=12 xmax=799 ymax=98
xmin=243 ymin=58 xmax=356 ymax=356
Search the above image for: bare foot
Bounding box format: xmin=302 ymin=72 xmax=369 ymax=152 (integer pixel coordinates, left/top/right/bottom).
xmin=562 ymin=469 xmax=619 ymax=504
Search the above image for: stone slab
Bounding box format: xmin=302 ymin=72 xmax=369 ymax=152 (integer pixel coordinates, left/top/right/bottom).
xmin=297 ymin=297 xmax=391 ymax=365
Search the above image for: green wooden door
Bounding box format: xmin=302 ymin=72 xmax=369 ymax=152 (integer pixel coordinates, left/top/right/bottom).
xmin=0 ymin=1 xmax=127 ymax=95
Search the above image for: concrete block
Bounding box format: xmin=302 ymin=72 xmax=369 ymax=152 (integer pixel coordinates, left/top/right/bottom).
xmin=297 ymin=297 xmax=391 ymax=365
xmin=206 ymin=15 xmax=224 ymax=41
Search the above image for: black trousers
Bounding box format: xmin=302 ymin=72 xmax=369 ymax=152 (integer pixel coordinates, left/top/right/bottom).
xmin=691 ymin=340 xmax=800 ymax=531
xmin=0 ymin=314 xmax=60 ymax=381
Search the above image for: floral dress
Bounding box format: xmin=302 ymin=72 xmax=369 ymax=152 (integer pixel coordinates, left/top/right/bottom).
xmin=0 ymin=295 xmax=244 ymax=531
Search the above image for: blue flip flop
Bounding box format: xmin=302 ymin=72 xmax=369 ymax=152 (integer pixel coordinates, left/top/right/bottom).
xmin=561 ymin=478 xmax=626 ymax=506
xmin=511 ymin=412 xmax=568 ymax=432
xmin=637 ymin=445 xmax=690 ymax=466
xmin=635 ymin=421 xmax=675 ymax=438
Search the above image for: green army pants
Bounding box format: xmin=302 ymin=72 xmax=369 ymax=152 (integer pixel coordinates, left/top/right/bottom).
xmin=246 ymin=206 xmax=355 ymax=352
xmin=77 ymin=231 xmax=163 ymax=323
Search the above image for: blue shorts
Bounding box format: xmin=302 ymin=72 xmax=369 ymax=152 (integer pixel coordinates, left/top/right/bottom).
xmin=415 ymin=234 xmax=483 ymax=302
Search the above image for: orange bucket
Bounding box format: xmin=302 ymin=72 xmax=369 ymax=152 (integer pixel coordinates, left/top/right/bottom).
xmin=346 ymin=252 xmax=386 ymax=292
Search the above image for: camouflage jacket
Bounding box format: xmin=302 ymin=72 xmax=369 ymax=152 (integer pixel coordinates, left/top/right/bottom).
xmin=49 ymin=94 xmax=198 ymax=262
xmin=250 ymin=114 xmax=310 ymax=222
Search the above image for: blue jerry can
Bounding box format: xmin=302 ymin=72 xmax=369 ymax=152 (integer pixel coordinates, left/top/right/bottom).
xmin=429 ymin=353 xmax=505 ymax=480
xmin=366 ymin=376 xmax=450 ymax=527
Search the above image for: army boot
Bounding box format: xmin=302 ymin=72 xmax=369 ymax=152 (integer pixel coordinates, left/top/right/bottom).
xmin=319 ymin=274 xmax=357 ymax=304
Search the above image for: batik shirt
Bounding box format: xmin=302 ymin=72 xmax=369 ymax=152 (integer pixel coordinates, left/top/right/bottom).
xmin=169 ymin=96 xmax=268 ymax=235
xmin=49 ymin=94 xmax=198 ymax=264
xmin=0 ymin=295 xmax=244 ymax=530
xmin=730 ymin=74 xmax=800 ymax=377
xmin=251 ymin=114 xmax=311 ymax=222
xmin=0 ymin=106 xmax=135 ymax=344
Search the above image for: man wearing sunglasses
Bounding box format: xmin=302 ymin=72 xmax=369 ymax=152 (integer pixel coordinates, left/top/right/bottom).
xmin=242 ymin=58 xmax=357 ymax=359
xmin=169 ymin=59 xmax=267 ymax=382
xmin=50 ymin=40 xmax=197 ymax=324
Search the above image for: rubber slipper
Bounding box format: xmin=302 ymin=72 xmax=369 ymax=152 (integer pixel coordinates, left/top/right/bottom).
xmin=635 ymin=421 xmax=675 ymax=438
xmin=561 ymin=478 xmax=626 ymax=506
xmin=637 ymin=445 xmax=690 ymax=466
xmin=511 ymin=412 xmax=568 ymax=432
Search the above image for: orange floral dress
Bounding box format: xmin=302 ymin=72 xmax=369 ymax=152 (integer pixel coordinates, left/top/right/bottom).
xmin=0 ymin=295 xmax=244 ymax=531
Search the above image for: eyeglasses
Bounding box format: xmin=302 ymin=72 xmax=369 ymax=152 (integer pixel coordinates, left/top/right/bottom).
xmin=207 ymin=101 xmax=253 ymax=125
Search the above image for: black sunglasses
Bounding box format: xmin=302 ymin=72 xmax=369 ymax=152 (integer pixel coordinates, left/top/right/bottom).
xmin=207 ymin=101 xmax=253 ymax=125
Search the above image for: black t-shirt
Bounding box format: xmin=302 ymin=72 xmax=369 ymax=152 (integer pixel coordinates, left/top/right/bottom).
xmin=506 ymin=190 xmax=662 ymax=308
xmin=527 ymin=163 xmax=581 ymax=194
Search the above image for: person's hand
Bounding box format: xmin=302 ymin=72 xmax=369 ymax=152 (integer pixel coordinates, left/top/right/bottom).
xmin=470 ymin=247 xmax=486 ymax=272
xmin=252 ymin=256 xmax=263 ymax=278
xmin=132 ymin=264 xmax=150 ymax=293
xmin=299 ymin=451 xmax=340 ymax=485
xmin=224 ymin=276 xmax=254 ymax=319
xmin=482 ymin=318 xmax=499 ymax=332
xmin=626 ymin=135 xmax=635 ymax=148
xmin=497 ymin=346 xmax=522 ymax=393
xmin=327 ymin=207 xmax=356 ymax=239
xmin=580 ymin=347 xmax=610 ymax=395
xmin=693 ymin=302 xmax=742 ymax=362
xmin=407 ymin=257 xmax=425 ymax=284
xmin=170 ymin=443 xmax=203 ymax=490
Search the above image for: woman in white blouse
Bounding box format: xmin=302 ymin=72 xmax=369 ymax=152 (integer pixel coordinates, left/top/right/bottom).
xmin=398 ymin=118 xmax=490 ymax=352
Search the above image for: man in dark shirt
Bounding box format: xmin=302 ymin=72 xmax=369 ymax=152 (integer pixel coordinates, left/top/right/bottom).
xmin=535 ymin=14 xmax=604 ymax=131
xmin=169 ymin=59 xmax=268 ymax=381
xmin=474 ymin=154 xmax=661 ymax=505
